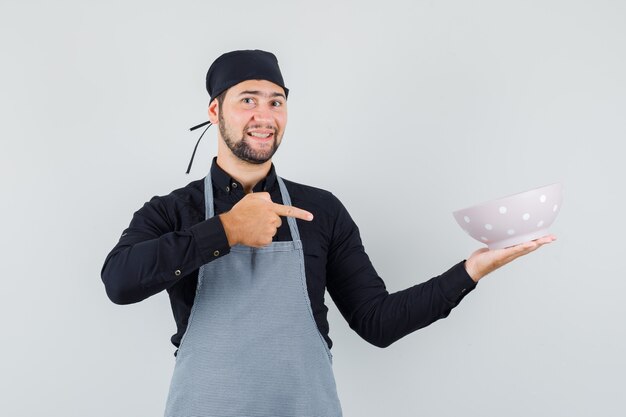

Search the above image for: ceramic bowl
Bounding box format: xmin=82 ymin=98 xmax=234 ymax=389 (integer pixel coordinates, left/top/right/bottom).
xmin=453 ymin=182 xmax=563 ymax=249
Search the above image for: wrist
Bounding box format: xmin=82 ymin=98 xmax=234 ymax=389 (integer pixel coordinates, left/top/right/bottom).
xmin=218 ymin=212 xmax=238 ymax=247
xmin=464 ymin=259 xmax=482 ymax=283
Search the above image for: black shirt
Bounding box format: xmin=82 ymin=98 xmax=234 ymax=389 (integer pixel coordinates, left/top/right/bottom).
xmin=101 ymin=157 xmax=477 ymax=351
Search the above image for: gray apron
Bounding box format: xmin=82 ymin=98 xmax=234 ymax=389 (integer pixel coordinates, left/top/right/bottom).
xmin=163 ymin=173 xmax=343 ymax=417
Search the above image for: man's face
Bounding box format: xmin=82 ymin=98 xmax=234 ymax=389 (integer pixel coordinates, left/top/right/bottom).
xmin=215 ymin=79 xmax=288 ymax=164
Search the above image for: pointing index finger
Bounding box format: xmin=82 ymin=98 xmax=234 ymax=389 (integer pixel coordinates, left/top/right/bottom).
xmin=271 ymin=202 xmax=314 ymax=221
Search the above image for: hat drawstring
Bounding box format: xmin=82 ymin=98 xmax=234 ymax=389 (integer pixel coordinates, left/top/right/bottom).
xmin=185 ymin=121 xmax=212 ymax=174
xmin=190 ymin=120 xmax=211 ymax=131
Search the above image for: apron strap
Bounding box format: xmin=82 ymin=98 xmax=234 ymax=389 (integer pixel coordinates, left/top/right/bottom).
xmin=276 ymin=176 xmax=301 ymax=242
xmin=204 ymin=173 xmax=215 ymax=219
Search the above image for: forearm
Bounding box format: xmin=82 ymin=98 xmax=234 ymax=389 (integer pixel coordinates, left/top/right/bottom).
xmin=101 ymin=216 xmax=230 ymax=304
xmin=351 ymin=261 xmax=475 ymax=348
xmin=326 ymin=194 xmax=476 ymax=348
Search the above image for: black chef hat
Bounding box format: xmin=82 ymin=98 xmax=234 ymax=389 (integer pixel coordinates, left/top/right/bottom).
xmin=207 ymin=49 xmax=289 ymax=104
xmin=185 ymin=49 xmax=289 ymax=174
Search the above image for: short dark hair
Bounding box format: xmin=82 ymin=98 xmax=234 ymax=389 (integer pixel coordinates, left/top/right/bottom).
xmin=216 ymin=89 xmax=227 ymax=110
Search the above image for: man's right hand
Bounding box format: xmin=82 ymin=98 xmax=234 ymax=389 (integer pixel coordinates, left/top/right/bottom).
xmin=218 ymin=192 xmax=314 ymax=248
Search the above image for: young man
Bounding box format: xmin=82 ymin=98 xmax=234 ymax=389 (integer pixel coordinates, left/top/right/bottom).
xmin=101 ymin=49 xmax=555 ymax=417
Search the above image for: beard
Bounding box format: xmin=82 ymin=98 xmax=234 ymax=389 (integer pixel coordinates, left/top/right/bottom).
xmin=218 ymin=107 xmax=281 ymax=164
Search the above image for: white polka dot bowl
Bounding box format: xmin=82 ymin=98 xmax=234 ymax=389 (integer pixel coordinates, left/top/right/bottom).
xmin=453 ymin=182 xmax=563 ymax=249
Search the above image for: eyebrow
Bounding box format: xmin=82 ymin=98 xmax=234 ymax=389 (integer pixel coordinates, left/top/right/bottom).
xmin=237 ymin=90 xmax=286 ymax=99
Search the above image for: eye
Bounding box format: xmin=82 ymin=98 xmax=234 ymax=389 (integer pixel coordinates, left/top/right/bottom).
xmin=272 ymin=100 xmax=283 ymax=107
xmin=242 ymin=97 xmax=255 ymax=104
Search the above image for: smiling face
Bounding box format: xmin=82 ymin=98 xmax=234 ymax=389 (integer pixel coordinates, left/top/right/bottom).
xmin=210 ymin=79 xmax=288 ymax=165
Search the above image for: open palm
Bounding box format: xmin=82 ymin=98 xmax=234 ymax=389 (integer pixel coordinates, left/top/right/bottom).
xmin=464 ymin=234 xmax=557 ymax=282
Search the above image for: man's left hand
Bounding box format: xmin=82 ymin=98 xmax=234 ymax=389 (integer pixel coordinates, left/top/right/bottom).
xmin=464 ymin=235 xmax=557 ymax=283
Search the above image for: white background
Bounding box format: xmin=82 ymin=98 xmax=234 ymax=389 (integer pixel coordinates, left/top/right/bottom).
xmin=1 ymin=1 xmax=625 ymax=416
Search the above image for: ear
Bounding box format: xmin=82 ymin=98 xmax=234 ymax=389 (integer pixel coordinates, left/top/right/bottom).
xmin=208 ymin=98 xmax=219 ymax=124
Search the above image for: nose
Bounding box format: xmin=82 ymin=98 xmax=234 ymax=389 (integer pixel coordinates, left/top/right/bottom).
xmin=252 ymin=105 xmax=274 ymax=124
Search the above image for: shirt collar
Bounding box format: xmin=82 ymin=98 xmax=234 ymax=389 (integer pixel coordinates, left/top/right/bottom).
xmin=209 ymin=156 xmax=278 ymax=194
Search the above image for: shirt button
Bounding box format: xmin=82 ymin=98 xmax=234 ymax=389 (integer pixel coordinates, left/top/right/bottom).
xmin=225 ymin=186 xmax=230 ymax=192
xmin=232 ymin=183 xmax=238 ymax=188
xmin=174 ymin=269 xmax=181 ymax=276
xmin=213 ymin=250 xmax=220 ymax=257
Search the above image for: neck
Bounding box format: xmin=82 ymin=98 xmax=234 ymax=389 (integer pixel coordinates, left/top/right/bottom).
xmin=216 ymin=142 xmax=272 ymax=194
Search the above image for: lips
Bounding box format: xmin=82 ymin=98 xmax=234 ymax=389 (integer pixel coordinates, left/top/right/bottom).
xmin=246 ymin=130 xmax=275 ymax=140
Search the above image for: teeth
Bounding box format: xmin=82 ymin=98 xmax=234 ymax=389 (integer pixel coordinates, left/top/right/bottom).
xmin=249 ymin=132 xmax=271 ymax=138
